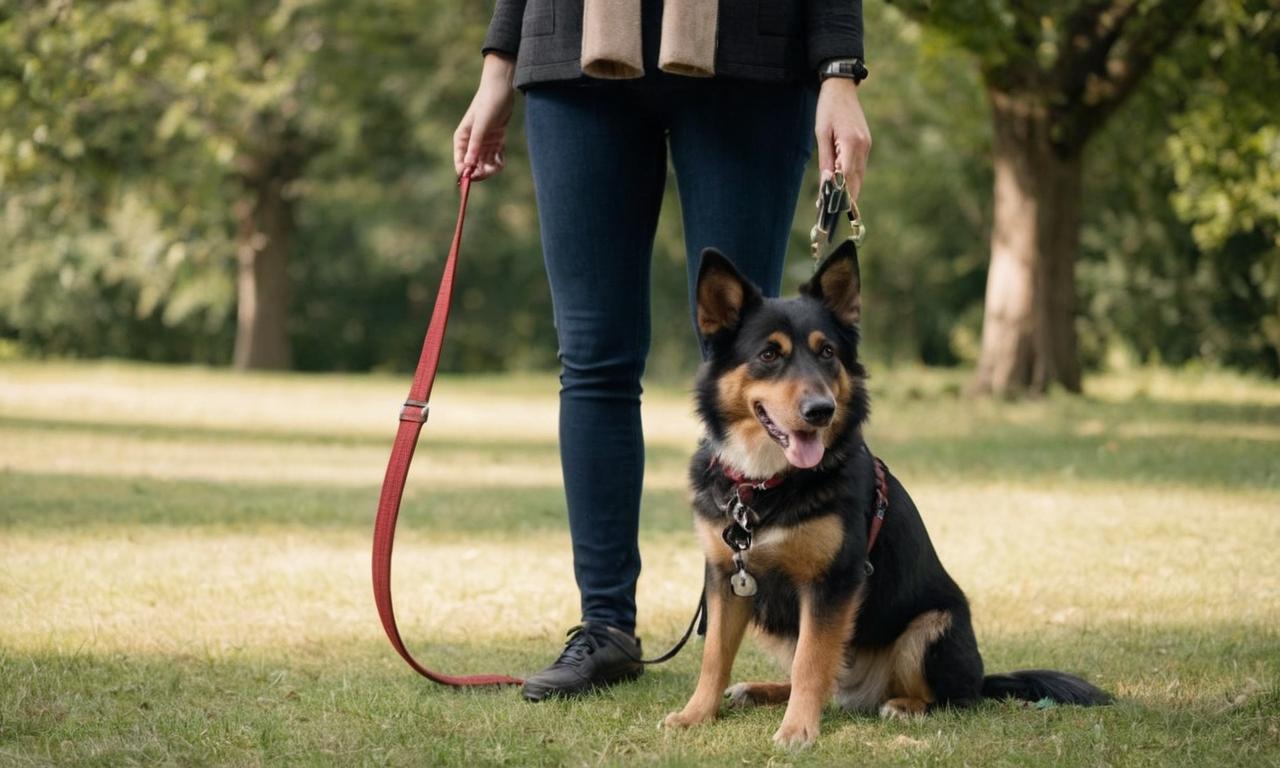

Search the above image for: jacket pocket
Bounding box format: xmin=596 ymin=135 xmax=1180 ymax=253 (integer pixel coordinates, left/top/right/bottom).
xmin=522 ymin=0 xmax=555 ymax=37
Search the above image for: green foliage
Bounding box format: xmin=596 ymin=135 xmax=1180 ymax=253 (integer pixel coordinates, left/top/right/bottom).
xmin=1080 ymin=1 xmax=1280 ymax=374
xmin=890 ymin=0 xmax=1279 ymax=376
xmin=1 ymin=1 xmax=1276 ymax=376
xmin=0 ymin=0 xmax=545 ymax=370
xmin=1167 ymin=3 xmax=1280 ymax=252
xmin=845 ymin=4 xmax=992 ymax=366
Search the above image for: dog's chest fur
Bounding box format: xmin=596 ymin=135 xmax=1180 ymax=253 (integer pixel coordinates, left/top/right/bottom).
xmin=690 ymin=442 xmax=870 ymax=638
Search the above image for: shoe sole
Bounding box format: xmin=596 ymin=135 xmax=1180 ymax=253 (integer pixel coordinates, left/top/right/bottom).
xmin=521 ymin=665 xmax=644 ymax=702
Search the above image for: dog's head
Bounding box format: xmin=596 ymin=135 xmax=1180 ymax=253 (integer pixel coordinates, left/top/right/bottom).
xmin=694 ymin=242 xmax=868 ymax=478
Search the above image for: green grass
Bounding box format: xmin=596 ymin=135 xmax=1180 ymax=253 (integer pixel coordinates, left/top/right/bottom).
xmin=1 ymin=360 xmax=1277 ymax=766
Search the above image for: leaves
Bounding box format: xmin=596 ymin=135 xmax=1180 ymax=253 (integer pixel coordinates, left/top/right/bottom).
xmin=0 ymin=1 xmax=1275 ymax=376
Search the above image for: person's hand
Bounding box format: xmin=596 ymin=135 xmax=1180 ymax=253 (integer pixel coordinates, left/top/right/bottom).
xmin=453 ymin=54 xmax=517 ymax=180
xmin=814 ymin=77 xmax=871 ymax=201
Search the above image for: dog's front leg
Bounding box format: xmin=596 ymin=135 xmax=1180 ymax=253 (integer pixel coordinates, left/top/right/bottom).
xmin=661 ymin=575 xmax=752 ymax=729
xmin=773 ymin=589 xmax=858 ymax=749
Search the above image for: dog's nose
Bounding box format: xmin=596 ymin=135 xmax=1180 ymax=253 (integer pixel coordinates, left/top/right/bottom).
xmin=800 ymin=397 xmax=835 ymax=427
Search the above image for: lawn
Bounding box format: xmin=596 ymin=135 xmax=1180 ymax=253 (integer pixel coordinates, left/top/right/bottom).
xmin=1 ymin=360 xmax=1277 ymax=766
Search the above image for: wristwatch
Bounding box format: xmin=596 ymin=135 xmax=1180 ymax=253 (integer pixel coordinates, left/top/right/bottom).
xmin=818 ymin=58 xmax=869 ymax=85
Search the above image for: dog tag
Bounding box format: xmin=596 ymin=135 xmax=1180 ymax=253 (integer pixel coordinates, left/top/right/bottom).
xmin=730 ymin=568 xmax=757 ymax=597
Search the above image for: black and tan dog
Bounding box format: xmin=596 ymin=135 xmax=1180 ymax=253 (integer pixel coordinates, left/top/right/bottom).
xmin=661 ymin=244 xmax=1110 ymax=748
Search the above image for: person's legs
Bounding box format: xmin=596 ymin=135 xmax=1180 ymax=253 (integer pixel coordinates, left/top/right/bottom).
xmin=525 ymin=84 xmax=667 ymax=637
xmin=666 ymin=79 xmax=817 ymax=310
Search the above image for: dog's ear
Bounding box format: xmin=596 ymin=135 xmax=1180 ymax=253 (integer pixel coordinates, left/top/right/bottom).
xmin=696 ymin=249 xmax=760 ymax=337
xmin=801 ymin=240 xmax=861 ymax=326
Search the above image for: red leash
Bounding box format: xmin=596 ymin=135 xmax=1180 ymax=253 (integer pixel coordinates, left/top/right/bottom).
xmin=371 ymin=171 xmax=888 ymax=686
xmin=371 ymin=168 xmax=523 ymax=687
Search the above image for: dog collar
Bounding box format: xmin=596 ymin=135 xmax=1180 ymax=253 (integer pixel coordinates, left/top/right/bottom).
xmin=713 ymin=446 xmax=891 ymax=597
xmin=709 ymin=455 xmax=788 ymax=598
xmin=708 ymin=455 xmax=788 ymax=503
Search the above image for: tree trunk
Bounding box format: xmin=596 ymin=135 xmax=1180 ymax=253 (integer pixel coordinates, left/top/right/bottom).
xmin=232 ymin=172 xmax=295 ymax=370
xmin=970 ymin=90 xmax=1084 ymax=397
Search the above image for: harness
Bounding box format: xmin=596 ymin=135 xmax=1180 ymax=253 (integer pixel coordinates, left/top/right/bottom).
xmin=712 ymin=444 xmax=889 ymax=597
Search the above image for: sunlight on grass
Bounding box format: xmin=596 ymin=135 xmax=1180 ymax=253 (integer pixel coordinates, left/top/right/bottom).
xmin=0 ymin=360 xmax=701 ymax=448
xmin=1 ymin=360 xmax=1277 ymax=765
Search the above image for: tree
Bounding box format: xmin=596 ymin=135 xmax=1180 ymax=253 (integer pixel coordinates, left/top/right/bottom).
xmin=5 ymin=2 xmax=1273 ymax=381
xmin=894 ymin=0 xmax=1206 ymax=395
xmin=3 ymin=1 xmax=444 ymax=369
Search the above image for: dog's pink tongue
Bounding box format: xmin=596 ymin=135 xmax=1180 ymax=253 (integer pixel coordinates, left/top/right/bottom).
xmin=784 ymin=431 xmax=825 ymax=468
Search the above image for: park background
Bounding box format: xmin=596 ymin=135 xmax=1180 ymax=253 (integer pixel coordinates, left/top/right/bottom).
xmin=2 ymin=1 xmax=1278 ymax=765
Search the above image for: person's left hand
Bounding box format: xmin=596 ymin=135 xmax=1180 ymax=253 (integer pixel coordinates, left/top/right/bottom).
xmin=814 ymin=78 xmax=871 ymax=201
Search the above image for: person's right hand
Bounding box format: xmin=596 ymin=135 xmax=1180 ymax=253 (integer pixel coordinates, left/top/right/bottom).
xmin=453 ymin=54 xmax=517 ymax=180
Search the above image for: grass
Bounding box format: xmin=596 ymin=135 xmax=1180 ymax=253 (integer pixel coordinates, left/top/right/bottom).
xmin=1 ymin=359 xmax=1277 ymax=766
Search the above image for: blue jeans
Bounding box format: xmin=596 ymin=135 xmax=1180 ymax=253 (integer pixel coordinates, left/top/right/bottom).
xmin=525 ymin=76 xmax=816 ymax=634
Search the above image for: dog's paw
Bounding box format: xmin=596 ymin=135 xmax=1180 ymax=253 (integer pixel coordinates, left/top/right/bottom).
xmin=771 ymin=719 xmax=819 ymax=750
xmin=878 ymin=697 xmax=928 ymax=719
xmin=724 ymin=683 xmax=757 ymax=709
xmin=660 ymin=708 xmax=715 ymax=730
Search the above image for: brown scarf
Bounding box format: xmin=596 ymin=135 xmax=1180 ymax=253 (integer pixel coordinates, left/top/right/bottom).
xmin=581 ymin=0 xmax=718 ymax=79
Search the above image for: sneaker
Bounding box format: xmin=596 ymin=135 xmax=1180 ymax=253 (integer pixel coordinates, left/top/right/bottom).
xmin=521 ymin=622 xmax=644 ymax=701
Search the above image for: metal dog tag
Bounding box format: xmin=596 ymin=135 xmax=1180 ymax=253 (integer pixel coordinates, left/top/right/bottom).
xmin=730 ymin=568 xmax=758 ymax=597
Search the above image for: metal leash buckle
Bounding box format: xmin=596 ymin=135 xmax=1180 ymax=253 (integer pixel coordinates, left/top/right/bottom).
xmin=722 ymin=522 xmax=752 ymax=552
xmin=809 ymin=170 xmax=866 ymax=269
xmin=731 ymin=496 xmax=757 ymax=532
xmin=398 ymin=398 xmax=430 ymax=424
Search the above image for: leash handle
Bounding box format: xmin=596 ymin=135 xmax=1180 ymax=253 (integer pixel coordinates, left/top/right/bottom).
xmin=809 ymin=170 xmax=865 ymax=268
xmin=372 ymin=167 xmax=524 ymax=687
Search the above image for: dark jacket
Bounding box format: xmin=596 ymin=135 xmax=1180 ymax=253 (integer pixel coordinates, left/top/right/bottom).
xmin=483 ymin=0 xmax=864 ymax=89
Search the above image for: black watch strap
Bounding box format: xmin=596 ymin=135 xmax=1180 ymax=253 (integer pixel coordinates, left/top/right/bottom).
xmin=818 ymin=58 xmax=869 ymax=84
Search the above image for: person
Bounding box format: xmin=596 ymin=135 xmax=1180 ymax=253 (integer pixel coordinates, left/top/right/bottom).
xmin=454 ymin=0 xmax=871 ymax=701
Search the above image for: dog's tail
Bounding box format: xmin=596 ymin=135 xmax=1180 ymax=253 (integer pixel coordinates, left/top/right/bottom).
xmin=981 ymin=669 xmax=1113 ymax=706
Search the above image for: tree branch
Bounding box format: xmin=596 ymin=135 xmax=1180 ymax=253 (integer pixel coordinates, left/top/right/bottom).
xmin=1054 ymin=0 xmax=1141 ymax=103
xmin=1053 ymin=0 xmax=1206 ymax=152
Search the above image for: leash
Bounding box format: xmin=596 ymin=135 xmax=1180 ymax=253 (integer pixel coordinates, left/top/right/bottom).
xmin=620 ymin=590 xmax=706 ymax=666
xmin=373 ymin=168 xmax=878 ymax=685
xmin=372 ymin=168 xmax=703 ymax=687
xmin=372 ymin=167 xmax=523 ymax=687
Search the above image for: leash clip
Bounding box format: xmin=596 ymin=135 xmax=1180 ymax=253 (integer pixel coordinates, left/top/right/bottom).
xmin=810 ymin=170 xmax=865 ymax=269
xmin=721 ymin=487 xmax=757 ymax=552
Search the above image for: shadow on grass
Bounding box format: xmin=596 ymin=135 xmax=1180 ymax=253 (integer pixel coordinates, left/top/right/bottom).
xmin=0 ymin=472 xmax=694 ymax=534
xmin=875 ymin=430 xmax=1279 ymax=492
xmin=3 ymin=421 xmax=1275 ymax=540
xmin=2 ymin=623 xmax=1275 ymax=766
xmin=0 ymin=414 xmax=694 ymax=465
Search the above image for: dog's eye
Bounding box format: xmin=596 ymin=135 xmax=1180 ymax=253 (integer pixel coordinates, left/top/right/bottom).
xmin=759 ymin=348 xmax=779 ymax=363
xmin=819 ymin=344 xmax=835 ymax=360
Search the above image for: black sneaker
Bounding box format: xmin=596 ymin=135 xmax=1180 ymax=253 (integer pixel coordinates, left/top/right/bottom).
xmin=521 ymin=622 xmax=644 ymax=701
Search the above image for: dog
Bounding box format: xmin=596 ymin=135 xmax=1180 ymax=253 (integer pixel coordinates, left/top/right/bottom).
xmin=660 ymin=244 xmax=1111 ymax=748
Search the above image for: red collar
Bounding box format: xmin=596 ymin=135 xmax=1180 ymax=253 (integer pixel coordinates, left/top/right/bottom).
xmin=709 ymin=455 xmax=788 ymax=502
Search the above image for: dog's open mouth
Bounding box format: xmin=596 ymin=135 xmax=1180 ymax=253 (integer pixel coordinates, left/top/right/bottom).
xmin=754 ymin=402 xmax=825 ymax=469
